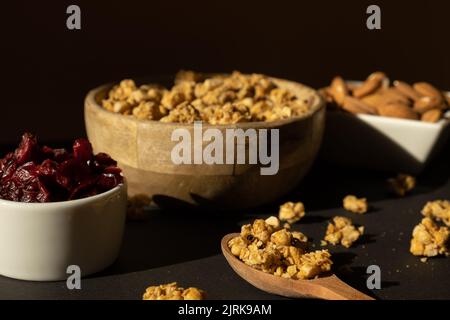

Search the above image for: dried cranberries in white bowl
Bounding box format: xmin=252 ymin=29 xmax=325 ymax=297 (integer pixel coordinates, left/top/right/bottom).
xmin=0 ymin=134 xmax=127 ymax=281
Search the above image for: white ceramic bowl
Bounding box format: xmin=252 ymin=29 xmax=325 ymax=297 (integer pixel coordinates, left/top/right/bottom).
xmin=321 ymin=83 xmax=450 ymax=173
xmin=0 ymin=183 xmax=127 ymax=281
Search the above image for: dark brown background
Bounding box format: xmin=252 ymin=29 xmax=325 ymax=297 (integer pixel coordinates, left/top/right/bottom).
xmin=2 ymin=0 xmax=449 ymax=144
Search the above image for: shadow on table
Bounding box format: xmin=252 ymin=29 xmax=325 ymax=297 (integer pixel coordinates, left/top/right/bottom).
xmin=95 ymin=204 xmax=246 ymax=277
xmin=332 ymin=253 xmax=399 ymax=300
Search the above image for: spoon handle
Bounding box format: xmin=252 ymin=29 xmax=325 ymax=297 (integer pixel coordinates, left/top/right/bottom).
xmin=302 ymin=275 xmax=375 ymax=300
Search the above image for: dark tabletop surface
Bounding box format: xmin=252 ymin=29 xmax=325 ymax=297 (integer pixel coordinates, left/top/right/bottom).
xmin=0 ymin=141 xmax=450 ymax=300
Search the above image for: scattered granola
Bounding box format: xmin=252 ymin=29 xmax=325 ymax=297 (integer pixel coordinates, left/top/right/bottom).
xmin=292 ymin=231 xmax=308 ymax=243
xmin=278 ymin=201 xmax=305 ymax=223
xmin=324 ymin=216 xmax=364 ymax=248
xmin=410 ymin=217 xmax=449 ymax=257
xmin=387 ymin=174 xmax=416 ymax=196
xmin=142 ymin=282 xmax=206 ymax=300
xmin=102 ymin=71 xmax=316 ymax=124
xmin=421 ymin=200 xmax=450 ymax=227
xmin=127 ymin=194 xmax=152 ymax=221
xmin=265 ymin=215 xmax=281 ymax=229
xmin=343 ymin=195 xmax=368 ymax=214
xmin=228 ymin=216 xmax=331 ymax=280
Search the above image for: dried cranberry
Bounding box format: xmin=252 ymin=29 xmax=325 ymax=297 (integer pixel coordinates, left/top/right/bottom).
xmin=97 ymin=173 xmax=121 ymax=192
xmin=52 ymin=148 xmax=70 ymax=163
xmin=103 ymin=166 xmax=122 ymax=175
xmin=41 ymin=146 xmax=54 ymax=159
xmin=94 ymin=153 xmax=117 ymax=167
xmin=12 ymin=162 xmax=39 ymax=185
xmin=37 ymin=159 xmax=58 ymax=178
xmin=0 ymin=133 xmax=123 ymax=203
xmin=14 ymin=133 xmax=39 ymax=165
xmin=56 ymin=159 xmax=75 ymax=189
xmin=0 ymin=152 xmax=17 ymax=180
xmin=59 ymin=158 xmax=93 ymax=188
xmin=73 ymin=139 xmax=93 ymax=163
xmin=38 ymin=181 xmax=53 ymax=202
xmin=69 ymin=177 xmax=98 ymax=200
xmin=0 ymin=180 xmax=20 ymax=202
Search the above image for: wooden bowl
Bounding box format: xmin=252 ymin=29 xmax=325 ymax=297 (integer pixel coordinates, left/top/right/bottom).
xmin=84 ymin=77 xmax=325 ymax=209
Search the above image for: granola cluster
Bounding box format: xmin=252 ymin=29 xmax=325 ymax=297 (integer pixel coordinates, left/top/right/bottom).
xmin=421 ymin=200 xmax=450 ymax=227
xmin=343 ymin=195 xmax=368 ymax=214
xmin=324 ymin=216 xmax=364 ymax=248
xmin=278 ymin=201 xmax=305 ymax=224
xmin=387 ymin=174 xmax=416 ymax=197
xmin=410 ymin=217 xmax=449 ymax=257
xmin=228 ymin=217 xmax=332 ymax=280
xmin=142 ymin=282 xmax=205 ymax=300
xmin=102 ymin=71 xmax=315 ymax=124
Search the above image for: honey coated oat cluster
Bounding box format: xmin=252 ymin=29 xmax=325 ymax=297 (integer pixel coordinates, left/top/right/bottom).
xmin=142 ymin=282 xmax=206 ymax=300
xmin=387 ymin=174 xmax=416 ymax=197
xmin=421 ymin=200 xmax=450 ymax=227
xmin=228 ymin=217 xmax=332 ymax=280
xmin=324 ymin=216 xmax=364 ymax=248
xmin=278 ymin=201 xmax=305 ymax=224
xmin=410 ymin=217 xmax=449 ymax=258
xmin=102 ymin=71 xmax=316 ymax=124
xmin=343 ymin=195 xmax=368 ymax=214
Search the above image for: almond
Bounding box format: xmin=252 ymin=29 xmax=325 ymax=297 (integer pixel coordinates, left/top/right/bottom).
xmin=361 ymin=93 xmax=385 ymax=109
xmin=346 ymin=82 xmax=359 ymax=92
xmin=413 ymin=82 xmax=443 ymax=101
xmin=380 ymin=87 xmax=411 ymax=105
xmin=353 ymin=72 xmax=386 ymax=98
xmin=362 ymin=89 xmax=410 ymax=109
xmin=328 ymin=73 xmax=447 ymax=123
xmin=329 ymin=76 xmax=348 ymax=105
xmin=413 ymin=96 xmax=443 ymax=113
xmin=342 ymin=96 xmax=377 ymax=114
xmin=377 ymin=102 xmax=419 ymax=120
xmin=443 ymin=92 xmax=450 ymax=107
xmin=319 ymin=87 xmax=334 ymax=104
xmin=368 ymin=71 xmax=388 ymax=83
xmin=393 ymin=81 xmax=421 ymax=101
xmin=421 ymin=109 xmax=442 ymax=123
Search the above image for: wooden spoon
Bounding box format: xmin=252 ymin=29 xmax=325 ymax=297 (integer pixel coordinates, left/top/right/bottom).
xmin=221 ymin=233 xmax=374 ymax=300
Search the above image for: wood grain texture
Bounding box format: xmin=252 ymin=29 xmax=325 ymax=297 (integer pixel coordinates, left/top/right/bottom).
xmin=84 ymin=77 xmax=325 ymax=208
xmin=221 ymin=233 xmax=374 ymax=300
